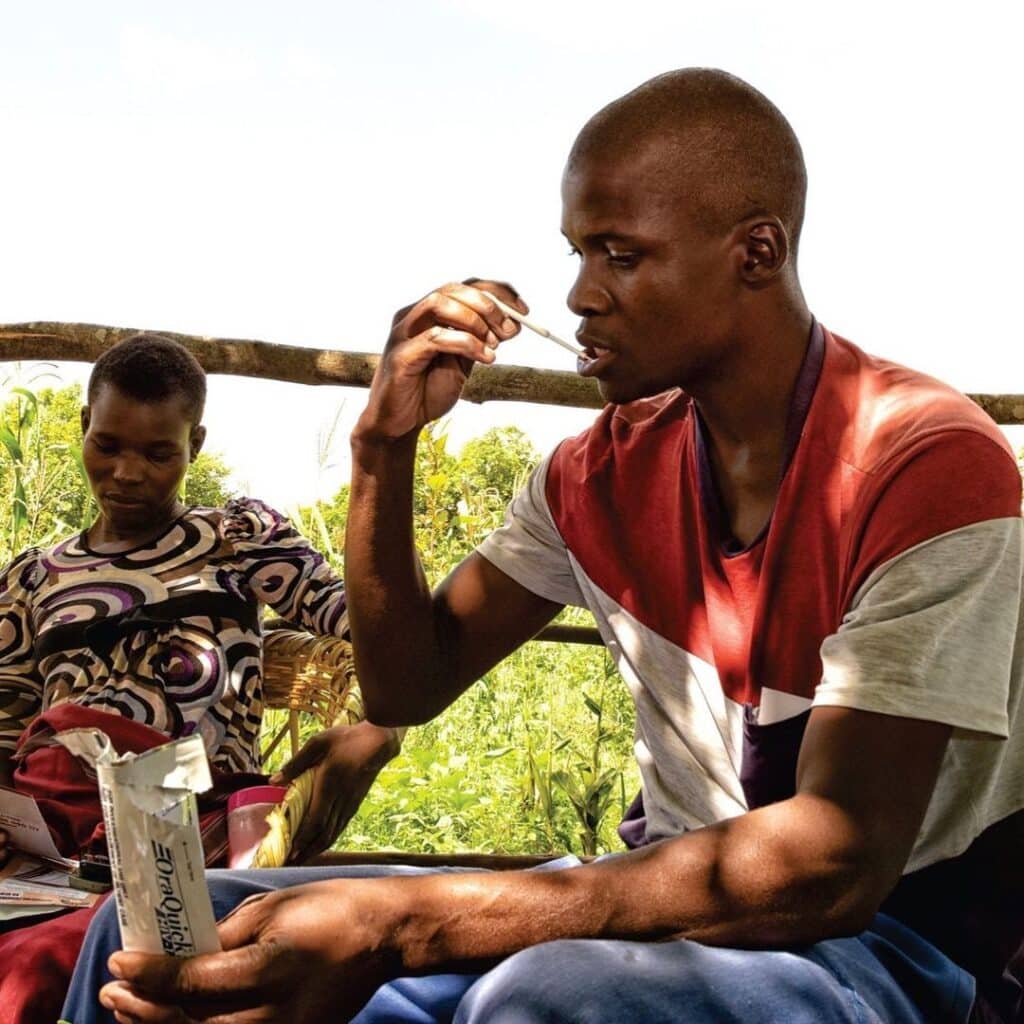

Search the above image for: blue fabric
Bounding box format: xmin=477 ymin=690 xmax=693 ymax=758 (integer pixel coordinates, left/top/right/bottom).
xmin=61 ymin=862 xmax=976 ymax=1024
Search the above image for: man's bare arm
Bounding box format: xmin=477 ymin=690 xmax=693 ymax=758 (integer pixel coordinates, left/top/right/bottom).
xmin=347 ymin=439 xmax=563 ymax=725
xmin=382 ymin=705 xmax=952 ymax=964
xmin=346 ymin=281 xmax=563 ymax=726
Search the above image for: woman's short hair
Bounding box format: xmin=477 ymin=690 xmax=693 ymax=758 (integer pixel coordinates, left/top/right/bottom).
xmin=87 ymin=334 xmax=207 ymax=425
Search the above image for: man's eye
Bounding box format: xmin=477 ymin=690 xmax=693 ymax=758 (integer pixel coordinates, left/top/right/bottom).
xmin=566 ymin=245 xmax=581 ymax=258
xmin=607 ymin=250 xmax=638 ymax=267
xmin=148 ymin=452 xmax=174 ymax=463
xmin=93 ymin=441 xmax=117 ymax=454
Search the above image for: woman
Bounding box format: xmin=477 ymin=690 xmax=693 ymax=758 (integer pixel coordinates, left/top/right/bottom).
xmin=0 ymin=334 xmax=398 ymax=1023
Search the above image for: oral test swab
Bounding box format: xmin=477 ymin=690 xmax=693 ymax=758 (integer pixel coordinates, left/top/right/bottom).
xmin=484 ymin=291 xmax=586 ymax=358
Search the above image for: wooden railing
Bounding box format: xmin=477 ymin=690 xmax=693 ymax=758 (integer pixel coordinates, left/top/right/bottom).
xmin=0 ymin=322 xmax=603 ymax=410
xmin=7 ymin=321 xmax=1024 ymax=423
xmin=5 ymin=319 xmax=1024 ymax=649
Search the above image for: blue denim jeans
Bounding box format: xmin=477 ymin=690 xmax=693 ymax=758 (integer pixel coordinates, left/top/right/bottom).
xmin=61 ymin=861 xmax=975 ymax=1023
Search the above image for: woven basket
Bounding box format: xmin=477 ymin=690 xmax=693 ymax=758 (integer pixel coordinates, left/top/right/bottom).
xmin=262 ymin=628 xmax=364 ymax=729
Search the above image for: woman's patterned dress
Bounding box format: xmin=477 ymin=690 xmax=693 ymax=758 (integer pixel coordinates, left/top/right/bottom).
xmin=0 ymin=498 xmax=347 ymax=773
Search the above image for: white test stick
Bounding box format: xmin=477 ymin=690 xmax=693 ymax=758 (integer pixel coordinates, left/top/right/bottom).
xmin=484 ymin=292 xmax=585 ymax=358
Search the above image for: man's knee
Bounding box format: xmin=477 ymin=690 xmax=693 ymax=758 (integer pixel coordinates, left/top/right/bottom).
xmin=454 ymin=936 xmax=878 ymax=1024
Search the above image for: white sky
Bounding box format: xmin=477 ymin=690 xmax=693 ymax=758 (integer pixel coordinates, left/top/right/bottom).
xmin=2 ymin=1 xmax=1021 ymax=508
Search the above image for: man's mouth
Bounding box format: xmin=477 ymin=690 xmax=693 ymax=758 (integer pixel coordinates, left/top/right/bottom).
xmin=576 ymin=337 xmax=616 ymax=378
xmin=105 ymin=494 xmax=145 ymax=507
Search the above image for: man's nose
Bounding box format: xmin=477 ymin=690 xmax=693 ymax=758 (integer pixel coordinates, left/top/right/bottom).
xmin=566 ymin=262 xmax=611 ymax=318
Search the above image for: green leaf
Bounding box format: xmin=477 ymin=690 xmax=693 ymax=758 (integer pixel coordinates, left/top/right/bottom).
xmin=0 ymin=424 xmax=24 ymax=463
xmin=11 ymin=387 xmax=39 ymax=432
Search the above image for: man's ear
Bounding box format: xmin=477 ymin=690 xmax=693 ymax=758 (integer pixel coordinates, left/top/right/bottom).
xmin=189 ymin=425 xmax=207 ymax=463
xmin=738 ymin=217 xmax=789 ymax=285
xmin=80 ymin=406 xmax=90 ymax=435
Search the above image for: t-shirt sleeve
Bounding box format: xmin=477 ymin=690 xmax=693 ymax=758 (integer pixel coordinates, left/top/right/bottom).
xmin=221 ymin=497 xmax=348 ymax=636
xmin=815 ymin=433 xmax=1023 ymax=737
xmin=475 ymin=454 xmax=587 ymax=608
xmin=0 ymin=548 xmax=44 ymax=752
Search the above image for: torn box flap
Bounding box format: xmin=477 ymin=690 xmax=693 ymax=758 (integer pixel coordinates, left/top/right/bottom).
xmin=55 ymin=730 xmax=212 ymax=793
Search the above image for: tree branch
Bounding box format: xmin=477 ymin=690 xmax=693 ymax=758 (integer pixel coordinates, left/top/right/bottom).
xmin=3 ymin=321 xmax=1023 ymax=423
xmin=0 ymin=322 xmax=604 ymax=410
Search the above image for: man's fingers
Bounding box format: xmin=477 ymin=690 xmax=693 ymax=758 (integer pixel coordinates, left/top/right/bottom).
xmin=444 ymin=282 xmax=524 ymax=340
xmin=287 ymin=766 xmax=330 ymax=863
xmin=290 ymin=774 xmax=350 ymax=864
xmin=376 ymin=328 xmax=497 ymax=389
xmin=321 ymin=797 xmax=357 ymax=856
xmin=300 ymin=789 xmax=362 ymax=862
xmin=424 ymin=291 xmax=504 ymax=345
xmin=101 ymin=980 xmax=190 ymax=1023
xmin=390 ymin=301 xmax=416 ymax=328
xmin=101 ymin=980 xmax=276 ymax=1024
xmin=109 ymin=945 xmax=280 ymax=1002
xmin=461 ymin=277 xmax=528 ymax=313
xmin=427 ymin=325 xmax=499 ymax=359
xmin=287 ymin=771 xmax=360 ymax=863
xmin=272 ymin=737 xmax=325 ymax=785
xmin=399 ymin=327 xmax=498 ymax=368
xmin=216 ymin=894 xmax=269 ymax=951
xmin=398 ymin=283 xmax=520 ymax=347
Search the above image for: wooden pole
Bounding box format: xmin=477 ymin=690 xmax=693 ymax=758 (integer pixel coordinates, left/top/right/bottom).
xmin=0 ymin=322 xmax=604 ymax=410
xmin=3 ymin=321 xmax=1023 ymax=422
xmin=8 ymin=315 xmax=1024 ymax=419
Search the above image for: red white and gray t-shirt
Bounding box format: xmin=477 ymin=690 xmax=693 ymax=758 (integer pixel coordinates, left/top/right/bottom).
xmin=477 ymin=325 xmax=1023 ymax=1008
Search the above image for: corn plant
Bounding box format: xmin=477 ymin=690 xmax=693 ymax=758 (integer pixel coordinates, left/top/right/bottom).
xmin=0 ymin=369 xmax=90 ymax=563
xmin=550 ymin=656 xmax=627 ymax=856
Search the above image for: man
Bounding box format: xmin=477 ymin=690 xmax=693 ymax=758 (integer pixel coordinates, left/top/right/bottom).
xmin=75 ymin=68 xmax=1022 ymax=1024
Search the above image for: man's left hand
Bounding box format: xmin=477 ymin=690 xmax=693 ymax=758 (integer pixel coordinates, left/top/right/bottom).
xmin=270 ymin=721 xmax=402 ymax=864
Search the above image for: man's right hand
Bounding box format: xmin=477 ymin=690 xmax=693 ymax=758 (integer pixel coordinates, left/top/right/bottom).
xmin=0 ymin=829 xmax=10 ymax=868
xmin=354 ymin=280 xmax=526 ymax=444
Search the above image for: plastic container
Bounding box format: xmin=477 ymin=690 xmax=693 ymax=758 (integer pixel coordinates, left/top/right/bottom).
xmin=226 ymin=785 xmax=287 ymax=869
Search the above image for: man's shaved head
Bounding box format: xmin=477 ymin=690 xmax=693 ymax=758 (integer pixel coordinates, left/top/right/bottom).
xmin=569 ymin=68 xmax=807 ymax=253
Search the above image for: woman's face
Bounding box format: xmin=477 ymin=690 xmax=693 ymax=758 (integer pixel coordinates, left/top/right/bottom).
xmin=80 ymin=384 xmax=205 ymax=536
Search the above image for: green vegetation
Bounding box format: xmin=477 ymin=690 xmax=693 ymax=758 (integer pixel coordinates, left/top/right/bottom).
xmin=275 ymin=422 xmax=639 ymax=856
xmin=1 ymin=367 xmax=91 ymax=558
xmin=1 ymin=372 xmax=638 ymax=856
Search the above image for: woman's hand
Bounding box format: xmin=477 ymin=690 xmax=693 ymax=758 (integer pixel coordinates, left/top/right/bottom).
xmin=0 ymin=828 xmax=10 ymax=869
xmin=100 ymin=877 xmax=405 ymax=1023
xmin=270 ymin=721 xmax=402 ymax=864
xmin=354 ymin=279 xmax=526 ymax=444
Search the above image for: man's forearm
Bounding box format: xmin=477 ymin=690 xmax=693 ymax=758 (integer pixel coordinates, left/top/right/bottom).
xmin=383 ymin=794 xmax=888 ymax=975
xmin=346 ymin=432 xmax=453 ymax=724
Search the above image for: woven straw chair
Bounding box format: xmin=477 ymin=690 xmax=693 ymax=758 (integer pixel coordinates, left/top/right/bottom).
xmin=261 ymin=627 xmax=364 ymax=766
